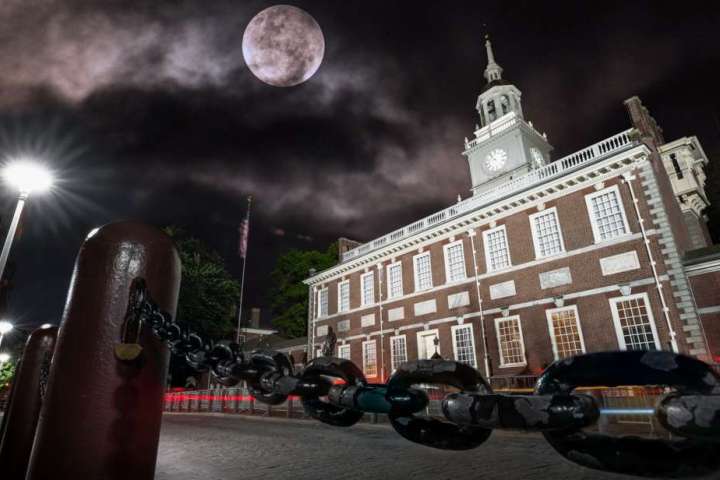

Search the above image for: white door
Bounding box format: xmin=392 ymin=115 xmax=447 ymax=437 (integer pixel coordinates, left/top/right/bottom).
xmin=417 ymin=331 xmax=439 ymax=359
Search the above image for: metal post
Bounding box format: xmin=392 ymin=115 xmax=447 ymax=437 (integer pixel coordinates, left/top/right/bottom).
xmin=0 ymin=193 xmax=27 ymax=286
xmin=26 ymin=222 xmax=181 ymax=480
xmin=0 ymin=325 xmax=57 ymax=480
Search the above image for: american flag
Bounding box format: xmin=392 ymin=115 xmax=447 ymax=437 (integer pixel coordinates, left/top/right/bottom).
xmin=238 ymin=196 xmax=252 ymax=258
xmin=238 ymin=218 xmax=249 ymax=258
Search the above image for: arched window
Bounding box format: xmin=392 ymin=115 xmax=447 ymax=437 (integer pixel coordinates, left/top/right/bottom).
xmin=487 ymin=100 xmax=497 ymax=122
xmin=500 ymin=95 xmax=510 ymax=115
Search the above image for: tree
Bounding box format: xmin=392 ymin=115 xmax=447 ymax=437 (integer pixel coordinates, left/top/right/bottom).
xmin=164 ymin=227 xmax=241 ymax=339
xmin=0 ymin=360 xmax=15 ymax=391
xmin=268 ymin=243 xmax=337 ymax=338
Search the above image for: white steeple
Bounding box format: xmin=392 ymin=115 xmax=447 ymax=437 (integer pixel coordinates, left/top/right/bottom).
xmin=463 ymin=34 xmax=554 ymax=196
xmin=484 ymin=35 xmax=503 ymax=82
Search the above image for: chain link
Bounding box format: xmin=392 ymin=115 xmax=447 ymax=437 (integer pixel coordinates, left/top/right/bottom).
xmin=126 ymin=278 xmax=720 ymax=478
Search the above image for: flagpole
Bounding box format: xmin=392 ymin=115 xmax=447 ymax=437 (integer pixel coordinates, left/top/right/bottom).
xmin=236 ymin=195 xmax=252 ymax=343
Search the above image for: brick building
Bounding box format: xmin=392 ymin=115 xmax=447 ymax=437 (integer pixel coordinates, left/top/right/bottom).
xmin=303 ymin=38 xmax=719 ymax=384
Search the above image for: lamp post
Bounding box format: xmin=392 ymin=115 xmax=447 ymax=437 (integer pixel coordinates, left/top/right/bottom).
xmin=0 ymin=320 xmax=12 ymax=350
xmin=0 ymin=161 xmax=53 ymax=286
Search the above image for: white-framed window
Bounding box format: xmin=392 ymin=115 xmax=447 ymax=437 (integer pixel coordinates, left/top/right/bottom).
xmin=483 ymin=225 xmax=511 ymax=272
xmin=337 ymin=344 xmax=351 ymax=360
xmin=315 ymin=348 xmax=323 ymax=359
xmin=609 ymin=293 xmax=661 ymax=351
xmin=386 ymin=262 xmax=404 ymax=299
xmin=451 ymin=324 xmax=477 ymax=367
xmin=361 ymin=271 xmax=375 ymax=306
xmin=317 ymin=288 xmax=329 ymax=318
xmin=413 ymin=252 xmax=433 ymax=291
xmin=416 ymin=329 xmax=440 ymax=359
xmin=338 ymin=280 xmax=350 ymax=312
xmin=390 ymin=335 xmax=408 ymax=372
xmin=585 ymin=185 xmax=630 ymax=243
xmin=529 ymin=207 xmax=565 ymax=258
xmin=495 ymin=316 xmax=526 ymax=367
xmin=443 ymin=240 xmax=467 ymax=283
xmin=546 ymin=305 xmax=586 ymax=360
xmin=362 ymin=339 xmax=378 ymax=377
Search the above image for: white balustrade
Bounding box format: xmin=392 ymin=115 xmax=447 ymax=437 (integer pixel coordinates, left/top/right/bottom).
xmin=341 ymin=129 xmax=635 ymax=262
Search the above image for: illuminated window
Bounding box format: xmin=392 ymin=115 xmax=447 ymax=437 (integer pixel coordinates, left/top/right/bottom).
xmin=337 ymin=344 xmax=351 ymax=360
xmin=390 ymin=335 xmax=407 ymax=371
xmin=609 ymin=293 xmax=660 ymax=351
xmin=495 ymin=316 xmax=526 ymax=367
xmin=443 ymin=240 xmax=467 ymax=283
xmin=338 ymin=280 xmax=350 ymax=312
xmin=483 ymin=225 xmax=511 ymax=272
xmin=317 ymin=288 xmax=328 ymax=318
xmin=361 ymin=272 xmax=375 ymax=306
xmin=362 ymin=340 xmax=378 ymax=377
xmin=530 ymin=208 xmax=565 ymax=258
xmin=413 ymin=252 xmax=433 ymax=291
xmin=546 ymin=306 xmax=585 ymax=360
xmin=451 ymin=324 xmax=477 ymax=367
xmin=586 ymin=186 xmax=630 ymax=242
xmin=387 ymin=262 xmax=403 ymax=299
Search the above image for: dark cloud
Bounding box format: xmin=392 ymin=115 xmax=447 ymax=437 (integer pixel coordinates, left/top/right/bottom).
xmin=0 ymin=0 xmax=719 ymax=330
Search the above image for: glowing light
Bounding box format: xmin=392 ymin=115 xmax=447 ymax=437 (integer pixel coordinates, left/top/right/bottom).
xmin=2 ymin=161 xmax=54 ymax=194
xmin=40 ymin=323 xmax=54 ymax=329
xmin=0 ymin=353 xmax=10 ymax=363
xmin=0 ymin=320 xmax=13 ymax=335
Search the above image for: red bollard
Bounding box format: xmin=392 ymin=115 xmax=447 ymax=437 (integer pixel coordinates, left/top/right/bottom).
xmin=26 ymin=222 xmax=181 ymax=480
xmin=0 ymin=325 xmax=58 ymax=480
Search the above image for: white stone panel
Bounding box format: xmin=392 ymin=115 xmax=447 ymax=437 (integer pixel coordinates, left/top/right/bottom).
xmin=489 ymin=280 xmax=516 ymax=299
xmin=337 ymin=319 xmax=350 ymax=332
xmin=539 ymin=267 xmax=572 ymax=289
xmin=316 ymin=325 xmax=328 ymax=337
xmin=388 ymin=307 xmax=405 ymax=322
xmin=600 ymin=251 xmax=640 ymax=276
xmin=447 ymin=291 xmax=470 ymax=309
xmin=414 ymin=299 xmax=437 ymax=316
xmin=361 ymin=313 xmax=375 ymax=327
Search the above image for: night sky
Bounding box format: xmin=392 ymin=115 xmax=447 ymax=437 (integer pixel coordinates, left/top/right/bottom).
xmin=1 ymin=1 xmax=719 ymax=337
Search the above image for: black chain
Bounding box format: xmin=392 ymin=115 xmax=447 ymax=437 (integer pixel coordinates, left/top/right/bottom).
xmin=125 ymin=278 xmax=720 ymax=478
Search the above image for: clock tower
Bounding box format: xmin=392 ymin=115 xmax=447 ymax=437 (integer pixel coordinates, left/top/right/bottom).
xmin=463 ymin=36 xmax=553 ymax=195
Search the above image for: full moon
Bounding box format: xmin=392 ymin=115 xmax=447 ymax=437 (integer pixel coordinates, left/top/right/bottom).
xmin=242 ymin=5 xmax=325 ymax=87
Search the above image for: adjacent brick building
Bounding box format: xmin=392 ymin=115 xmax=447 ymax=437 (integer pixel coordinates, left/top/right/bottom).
xmin=304 ymin=38 xmax=719 ymax=384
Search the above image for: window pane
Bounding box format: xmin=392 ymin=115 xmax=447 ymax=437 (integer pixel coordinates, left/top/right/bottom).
xmin=415 ymin=254 xmax=433 ymax=290
xmin=363 ymin=341 xmax=377 ymax=377
xmin=338 ymin=344 xmax=351 ymax=360
xmin=615 ymin=297 xmax=658 ymax=351
xmin=446 ymin=243 xmax=467 ymax=282
xmin=591 ymin=190 xmax=627 ymax=241
xmin=339 ymin=282 xmax=350 ymax=312
xmin=485 ymin=229 xmax=510 ymax=271
xmin=549 ymin=308 xmax=584 ymax=359
xmin=453 ymin=325 xmax=476 ymax=367
xmin=362 ymin=273 xmax=375 ymax=306
xmin=533 ymin=210 xmax=563 ymax=257
xmin=390 ymin=336 xmax=407 ymax=371
xmin=497 ymin=318 xmax=525 ymax=365
xmin=388 ymin=264 xmax=403 ymax=298
xmin=318 ymin=289 xmax=328 ymax=317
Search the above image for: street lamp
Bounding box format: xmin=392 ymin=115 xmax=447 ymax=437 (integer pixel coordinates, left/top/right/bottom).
xmin=0 ymin=320 xmax=12 ymax=350
xmin=0 ymin=352 xmax=10 ymax=364
xmin=0 ymin=160 xmax=54 ymax=285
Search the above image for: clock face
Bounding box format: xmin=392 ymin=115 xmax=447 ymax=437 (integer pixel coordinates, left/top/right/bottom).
xmin=485 ymin=148 xmax=507 ymax=172
xmin=530 ymin=147 xmax=544 ymax=166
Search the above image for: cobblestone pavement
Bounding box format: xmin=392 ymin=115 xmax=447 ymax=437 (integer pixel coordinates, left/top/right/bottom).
xmin=156 ymin=413 xmax=642 ymax=480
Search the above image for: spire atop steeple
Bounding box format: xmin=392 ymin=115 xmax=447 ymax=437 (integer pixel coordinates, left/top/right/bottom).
xmin=483 ymin=34 xmax=503 ymax=82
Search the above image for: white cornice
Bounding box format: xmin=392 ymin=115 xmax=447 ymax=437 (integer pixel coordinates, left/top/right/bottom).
xmin=305 ymin=145 xmax=650 ymax=287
